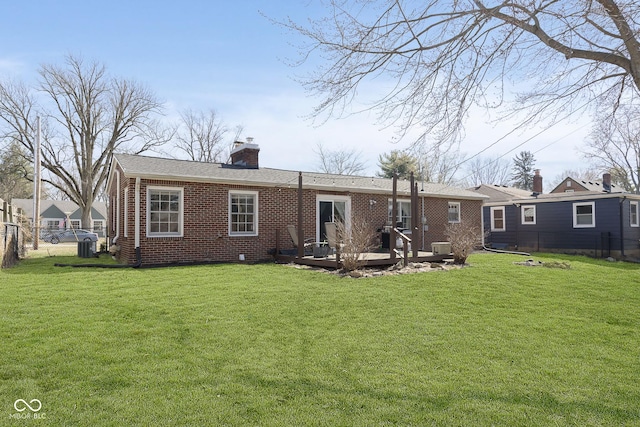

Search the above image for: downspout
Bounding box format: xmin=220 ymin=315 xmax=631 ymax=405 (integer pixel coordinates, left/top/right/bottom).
xmin=482 ymin=204 xmax=530 ymax=256
xmin=481 ymin=203 xmax=485 ymax=248
xmin=113 ymin=170 xmax=120 ymax=244
xmin=134 ymin=177 xmax=142 ymax=266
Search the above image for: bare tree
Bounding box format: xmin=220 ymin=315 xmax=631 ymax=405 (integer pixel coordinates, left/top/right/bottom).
xmin=0 ymin=140 xmax=33 ymax=200
xmin=583 ymin=106 xmax=640 ymax=193
xmin=283 ymin=1 xmax=640 ymax=150
xmin=416 ymin=143 xmax=464 ymax=185
xmin=174 ymin=109 xmax=230 ymax=163
xmin=464 ymin=156 xmax=512 ymax=187
xmin=0 ymin=55 xmax=169 ymax=229
xmin=314 ymin=142 xmax=367 ymax=175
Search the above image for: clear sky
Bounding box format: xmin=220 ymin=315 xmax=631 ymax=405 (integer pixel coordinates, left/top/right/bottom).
xmin=0 ymin=0 xmax=590 ymax=188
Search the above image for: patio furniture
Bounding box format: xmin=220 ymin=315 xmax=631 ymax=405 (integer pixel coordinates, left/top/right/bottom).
xmin=324 ymin=222 xmax=343 ymax=254
xmin=286 ymin=225 xmax=314 ymax=256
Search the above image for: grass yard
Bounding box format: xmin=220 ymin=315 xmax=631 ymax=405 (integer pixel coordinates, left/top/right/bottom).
xmin=1 ymin=252 xmax=639 ymax=426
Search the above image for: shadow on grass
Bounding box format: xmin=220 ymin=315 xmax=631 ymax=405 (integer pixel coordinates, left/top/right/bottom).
xmin=2 ymin=254 xmax=122 ymax=275
xmin=234 ymin=371 xmax=640 ymax=424
xmin=532 ymin=252 xmax=640 ymax=270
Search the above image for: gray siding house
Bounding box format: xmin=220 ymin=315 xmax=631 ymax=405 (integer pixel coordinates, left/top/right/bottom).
xmin=472 ymin=174 xmax=640 ymax=258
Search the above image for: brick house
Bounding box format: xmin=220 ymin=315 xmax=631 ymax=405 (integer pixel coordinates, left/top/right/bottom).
xmin=550 ymin=172 xmax=622 ymax=194
xmin=106 ymin=142 xmax=486 ymax=266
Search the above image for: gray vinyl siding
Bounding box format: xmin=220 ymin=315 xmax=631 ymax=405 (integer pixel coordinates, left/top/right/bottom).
xmin=484 ymin=197 xmax=640 ymax=256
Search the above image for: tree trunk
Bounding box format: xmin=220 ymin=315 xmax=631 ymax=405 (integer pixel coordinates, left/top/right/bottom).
xmin=81 ymin=202 xmax=93 ymax=232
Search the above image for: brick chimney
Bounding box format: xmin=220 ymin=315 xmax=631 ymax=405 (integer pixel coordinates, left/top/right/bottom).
xmin=532 ymin=169 xmax=543 ymax=194
xmin=230 ymin=137 xmax=260 ymax=169
xmin=602 ymin=172 xmax=612 ymax=192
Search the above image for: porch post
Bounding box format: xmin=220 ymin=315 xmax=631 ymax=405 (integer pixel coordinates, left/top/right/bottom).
xmin=297 ymin=172 xmax=304 ymax=258
xmin=390 ymin=173 xmax=397 ymax=260
xmin=411 ymin=173 xmax=418 ymax=258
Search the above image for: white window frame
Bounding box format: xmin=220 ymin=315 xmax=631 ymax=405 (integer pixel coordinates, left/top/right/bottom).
xmin=146 ymin=186 xmax=184 ymax=237
xmin=490 ymin=206 xmax=506 ymax=231
xmin=573 ymin=201 xmax=595 ymax=228
xmin=448 ymin=202 xmax=461 ymax=223
xmin=388 ymin=199 xmax=411 ymax=229
xmin=316 ymin=195 xmax=351 ymax=241
xmin=631 ymin=201 xmax=639 ymax=227
xmin=521 ymin=205 xmax=536 ymax=225
xmin=70 ymin=220 xmax=81 ymax=230
xmin=228 ymin=190 xmax=259 ymax=237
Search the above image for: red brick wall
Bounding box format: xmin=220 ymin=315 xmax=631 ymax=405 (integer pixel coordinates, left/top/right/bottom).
xmin=108 ymin=172 xmax=483 ymax=265
xmin=230 ymin=148 xmax=259 ymax=168
xmin=422 ymin=198 xmax=484 ymax=247
xmin=550 ymin=179 xmax=587 ymax=193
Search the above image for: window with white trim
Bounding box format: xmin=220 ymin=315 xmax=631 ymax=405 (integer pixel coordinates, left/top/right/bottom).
xmin=573 ymin=202 xmax=595 ymax=228
xmin=70 ymin=220 xmax=81 ymax=229
xmin=147 ymin=187 xmax=183 ymax=237
xmin=521 ymin=205 xmax=536 ymax=225
xmin=490 ymin=206 xmax=505 ymax=231
xmin=631 ymin=201 xmax=639 ymax=227
xmin=388 ymin=199 xmax=411 ymax=229
xmin=448 ymin=202 xmax=461 ymax=223
xmin=229 ymin=191 xmax=258 ymax=236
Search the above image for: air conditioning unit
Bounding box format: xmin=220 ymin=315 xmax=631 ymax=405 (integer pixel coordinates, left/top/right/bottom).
xmin=431 ymin=242 xmax=451 ymax=255
xmin=77 ymin=241 xmax=96 ymax=258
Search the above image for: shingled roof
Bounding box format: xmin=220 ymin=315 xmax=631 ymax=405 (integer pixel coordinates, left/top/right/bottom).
xmin=111 ymin=153 xmax=486 ymax=200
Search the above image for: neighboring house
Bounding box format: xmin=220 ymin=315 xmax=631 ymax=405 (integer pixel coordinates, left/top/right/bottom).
xmin=551 ymin=173 xmax=621 ymax=194
xmin=472 ymin=172 xmax=640 ymax=258
xmin=106 ymin=142 xmax=487 ymax=266
xmin=10 ymin=199 xmax=108 ymax=237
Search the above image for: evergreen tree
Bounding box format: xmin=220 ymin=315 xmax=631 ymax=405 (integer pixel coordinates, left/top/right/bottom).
xmin=511 ymin=151 xmax=536 ymax=190
xmin=377 ymin=150 xmax=419 ymax=180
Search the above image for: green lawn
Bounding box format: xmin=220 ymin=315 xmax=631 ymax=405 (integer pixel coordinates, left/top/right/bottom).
xmin=1 ymin=253 xmax=639 ymax=426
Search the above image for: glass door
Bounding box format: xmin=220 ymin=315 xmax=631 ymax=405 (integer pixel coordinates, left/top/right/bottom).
xmin=317 ymin=196 xmax=349 ymax=241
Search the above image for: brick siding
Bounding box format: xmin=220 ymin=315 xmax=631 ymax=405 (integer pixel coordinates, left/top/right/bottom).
xmin=108 ymin=165 xmax=483 ymax=266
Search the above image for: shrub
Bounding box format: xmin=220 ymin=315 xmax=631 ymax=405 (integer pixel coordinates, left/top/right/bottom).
xmin=336 ymin=216 xmax=377 ymax=272
xmin=444 ymin=221 xmax=483 ymax=264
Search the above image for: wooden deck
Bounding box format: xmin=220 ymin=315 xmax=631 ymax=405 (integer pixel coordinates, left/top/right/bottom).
xmin=275 ymin=250 xmax=452 ymax=269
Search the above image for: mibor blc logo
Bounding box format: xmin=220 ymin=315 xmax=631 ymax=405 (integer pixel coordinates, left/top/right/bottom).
xmin=10 ymin=399 xmax=46 ymax=420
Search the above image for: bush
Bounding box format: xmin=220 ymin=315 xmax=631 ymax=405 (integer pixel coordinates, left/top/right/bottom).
xmin=444 ymin=221 xmax=483 ymax=264
xmin=336 ymin=217 xmax=377 ymax=272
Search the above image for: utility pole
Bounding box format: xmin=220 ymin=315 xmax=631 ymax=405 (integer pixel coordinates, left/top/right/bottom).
xmin=32 ymin=116 xmax=41 ymax=250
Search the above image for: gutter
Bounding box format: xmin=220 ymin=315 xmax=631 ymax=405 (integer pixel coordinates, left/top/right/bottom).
xmin=482 ymin=245 xmax=530 ymax=256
